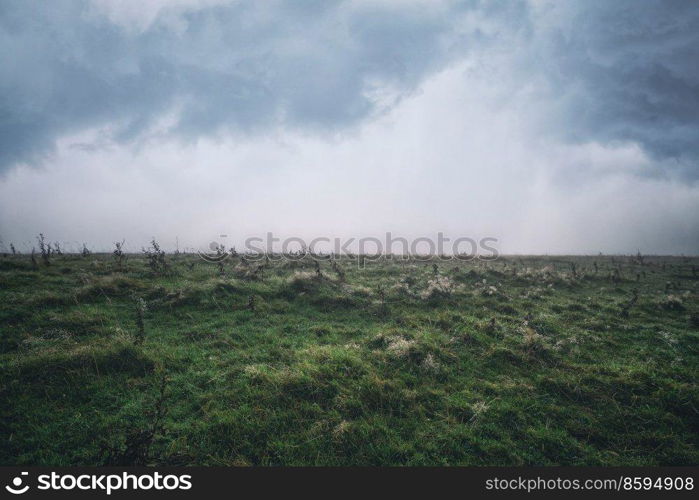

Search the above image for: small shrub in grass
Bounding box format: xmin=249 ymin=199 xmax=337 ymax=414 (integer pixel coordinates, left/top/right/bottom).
xmin=113 ymin=240 xmax=126 ymax=269
xmin=37 ymin=233 xmax=52 ymax=266
xmin=247 ymin=294 xmax=256 ymax=311
xmin=330 ymin=259 xmax=346 ymax=282
xmin=620 ymin=289 xmax=639 ymax=318
xmin=243 ymin=294 xmax=269 ymax=313
xmin=143 ymin=239 xmax=167 ymax=274
xmin=133 ymin=297 xmax=147 ymax=345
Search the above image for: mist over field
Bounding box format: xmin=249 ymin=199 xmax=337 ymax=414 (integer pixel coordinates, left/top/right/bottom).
xmin=1 ymin=0 xmax=698 ymax=255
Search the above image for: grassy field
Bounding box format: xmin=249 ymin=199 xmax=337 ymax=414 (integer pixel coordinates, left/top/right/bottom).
xmin=1 ymin=249 xmax=698 ymax=466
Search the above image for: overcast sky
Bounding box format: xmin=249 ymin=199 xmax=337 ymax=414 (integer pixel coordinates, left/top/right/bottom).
xmin=1 ymin=0 xmax=698 ymax=254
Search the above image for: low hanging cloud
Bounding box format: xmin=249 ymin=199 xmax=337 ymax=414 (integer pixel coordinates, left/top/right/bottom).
xmin=524 ymin=0 xmax=699 ymax=178
xmin=3 ymin=0 xmax=697 ymax=179
xmin=0 ymin=0 xmax=530 ymax=172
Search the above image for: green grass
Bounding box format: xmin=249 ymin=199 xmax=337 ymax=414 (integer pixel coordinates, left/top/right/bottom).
xmin=0 ymin=252 xmax=697 ymax=465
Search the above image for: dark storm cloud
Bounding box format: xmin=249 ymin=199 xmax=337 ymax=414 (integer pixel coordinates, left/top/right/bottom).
xmin=528 ymin=0 xmax=699 ymax=178
xmin=0 ymin=0 xmax=530 ymax=172
xmin=1 ymin=0 xmax=698 ymax=178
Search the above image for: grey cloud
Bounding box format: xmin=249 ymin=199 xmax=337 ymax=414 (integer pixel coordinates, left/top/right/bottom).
xmin=0 ymin=0 xmax=530 ymax=172
xmin=527 ymin=0 xmax=699 ymax=178
xmin=1 ymin=0 xmax=698 ymax=180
